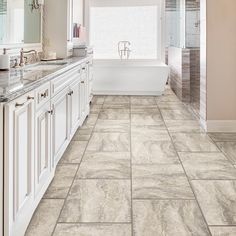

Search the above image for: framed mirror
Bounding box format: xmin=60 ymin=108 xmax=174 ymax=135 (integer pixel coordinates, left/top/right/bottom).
xmin=0 ymin=0 xmax=42 ymax=45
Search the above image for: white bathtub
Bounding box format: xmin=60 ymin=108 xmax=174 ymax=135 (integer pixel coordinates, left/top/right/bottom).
xmin=93 ymin=60 xmax=170 ymax=96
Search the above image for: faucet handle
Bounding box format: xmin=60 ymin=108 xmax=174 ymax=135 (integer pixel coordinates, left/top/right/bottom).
xmin=13 ymin=59 xmax=20 ymax=68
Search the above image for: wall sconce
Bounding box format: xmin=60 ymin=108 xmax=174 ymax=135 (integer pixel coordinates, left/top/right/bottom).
xmin=30 ymin=0 xmax=44 ymax=12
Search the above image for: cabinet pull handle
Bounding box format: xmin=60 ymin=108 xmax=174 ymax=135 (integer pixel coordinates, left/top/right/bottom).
xmin=82 ymin=67 xmax=86 ymax=70
xmin=15 ymin=102 xmax=25 ymax=107
xmin=27 ymin=96 xmax=34 ymax=100
xmin=81 ymin=81 xmax=85 ymax=84
xmin=68 ymin=91 xmax=73 ymax=96
xmin=41 ymin=92 xmax=47 ymax=98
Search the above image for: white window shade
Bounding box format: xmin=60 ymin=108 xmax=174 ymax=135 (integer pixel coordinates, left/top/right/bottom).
xmin=89 ymin=1 xmax=162 ymax=60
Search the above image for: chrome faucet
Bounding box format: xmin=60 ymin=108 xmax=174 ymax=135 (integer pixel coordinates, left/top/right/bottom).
xmin=19 ymin=48 xmax=38 ymax=67
xmin=118 ymin=41 xmax=131 ymax=60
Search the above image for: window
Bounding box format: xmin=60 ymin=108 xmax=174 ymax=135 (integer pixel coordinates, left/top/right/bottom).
xmin=89 ymin=5 xmax=161 ymax=59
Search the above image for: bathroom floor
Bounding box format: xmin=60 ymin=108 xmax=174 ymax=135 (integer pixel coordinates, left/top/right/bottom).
xmin=25 ymin=87 xmax=236 ymax=236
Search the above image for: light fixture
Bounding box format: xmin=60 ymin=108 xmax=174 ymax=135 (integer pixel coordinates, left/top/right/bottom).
xmin=30 ymin=0 xmax=44 ymax=12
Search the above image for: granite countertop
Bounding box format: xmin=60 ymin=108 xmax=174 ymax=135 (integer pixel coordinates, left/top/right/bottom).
xmin=0 ymin=56 xmax=90 ymax=104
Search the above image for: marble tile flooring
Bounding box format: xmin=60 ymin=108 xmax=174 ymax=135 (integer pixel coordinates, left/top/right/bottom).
xmin=26 ymin=88 xmax=236 ymax=236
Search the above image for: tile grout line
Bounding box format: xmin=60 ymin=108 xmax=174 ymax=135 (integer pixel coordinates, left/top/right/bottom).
xmin=51 ymin=100 xmax=102 ymax=235
xmin=129 ymin=96 xmax=134 ymax=236
xmin=156 ymin=98 xmax=214 ymax=236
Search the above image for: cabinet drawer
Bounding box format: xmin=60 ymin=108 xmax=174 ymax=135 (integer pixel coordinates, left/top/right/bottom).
xmin=35 ymin=82 xmax=51 ymax=109
xmin=51 ymin=66 xmax=80 ymax=97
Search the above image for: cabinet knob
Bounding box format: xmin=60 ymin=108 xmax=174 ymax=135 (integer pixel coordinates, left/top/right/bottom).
xmin=48 ymin=110 xmax=53 ymax=115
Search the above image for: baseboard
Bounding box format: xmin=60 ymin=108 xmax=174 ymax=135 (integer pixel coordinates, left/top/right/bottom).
xmin=93 ymin=90 xmax=163 ymax=96
xmin=204 ymin=120 xmax=236 ymax=133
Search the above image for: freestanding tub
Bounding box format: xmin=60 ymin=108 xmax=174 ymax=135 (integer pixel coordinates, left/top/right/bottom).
xmin=93 ymin=60 xmax=170 ymax=96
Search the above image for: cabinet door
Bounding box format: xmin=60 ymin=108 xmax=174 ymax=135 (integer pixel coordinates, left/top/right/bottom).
xmin=51 ymin=88 xmax=70 ymax=167
xmin=88 ymin=60 xmax=94 ymax=103
xmin=4 ymin=93 xmax=35 ymax=236
xmin=69 ymin=80 xmax=80 ymax=137
xmin=80 ymin=68 xmax=86 ymax=121
xmin=35 ymin=102 xmax=52 ymax=198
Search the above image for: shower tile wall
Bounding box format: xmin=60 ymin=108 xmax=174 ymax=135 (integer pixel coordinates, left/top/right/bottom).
xmin=166 ymin=0 xmax=201 ymax=117
xmin=168 ymin=47 xmax=190 ymax=103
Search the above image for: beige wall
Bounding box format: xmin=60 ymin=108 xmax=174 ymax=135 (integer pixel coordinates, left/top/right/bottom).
xmin=206 ymin=0 xmax=236 ymax=120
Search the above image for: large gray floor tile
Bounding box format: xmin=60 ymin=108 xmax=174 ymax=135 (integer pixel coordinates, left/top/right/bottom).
xmin=131 ymin=124 xmax=166 ymax=133
xmin=192 ymin=180 xmax=236 ymax=225
xmin=92 ymin=96 xmax=105 ymax=105
xmin=179 ymin=152 xmax=236 ymax=180
xmin=53 ymin=223 xmax=132 ymax=236
xmin=59 ymin=141 xmax=88 ymax=164
xmin=132 ymin=132 xmax=178 ymax=164
xmin=83 ymin=114 xmax=99 ymax=126
xmin=25 ymin=199 xmax=64 ymax=236
xmin=73 ymin=126 xmax=93 ymax=141
xmin=44 ymin=164 xmax=78 ymax=198
xmin=132 ymin=164 xmax=185 ymax=179
xmin=208 ymin=133 xmax=236 ymax=142
xmin=171 ymin=133 xmax=220 ymax=152
xmin=161 ymin=109 xmax=195 ymax=120
xmin=104 ymin=95 xmax=130 ymax=104
xmin=131 ymin=97 xmax=157 ymax=106
xmin=133 ymin=200 xmax=210 ymax=236
xmin=90 ymin=104 xmax=103 ymax=114
xmin=132 ymin=164 xmax=193 ymax=199
xmin=166 ymin=120 xmax=203 ymax=133
xmin=133 ymin=177 xmax=193 ymax=199
xmin=158 ymin=102 xmax=187 ymax=110
xmin=131 ymin=107 xmax=160 ymax=113
xmin=59 ymin=179 xmax=131 ymax=223
xmin=210 ymin=227 xmax=236 ymax=236
xmin=99 ymin=109 xmax=130 ymax=120
xmin=131 ymin=113 xmax=162 ymax=125
xmin=103 ymin=103 xmax=130 ymax=109
xmin=156 ymin=94 xmax=180 ymax=102
xmin=87 ymin=133 xmax=130 ymax=152
xmin=94 ymin=120 xmax=130 ymax=133
xmin=77 ymin=152 xmax=130 ymax=179
xmin=216 ymin=142 xmax=236 ymax=164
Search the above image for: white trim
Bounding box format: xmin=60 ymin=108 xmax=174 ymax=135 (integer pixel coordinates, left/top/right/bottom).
xmin=204 ymin=120 xmax=236 ymax=133
xmin=94 ymin=91 xmax=163 ymax=96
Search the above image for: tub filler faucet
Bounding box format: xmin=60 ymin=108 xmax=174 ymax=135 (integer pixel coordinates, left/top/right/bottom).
xmin=118 ymin=41 xmax=131 ymax=60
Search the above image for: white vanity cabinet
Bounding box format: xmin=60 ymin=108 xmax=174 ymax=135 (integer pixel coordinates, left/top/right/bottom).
xmin=3 ymin=58 xmax=93 ymax=236
xmin=51 ymin=88 xmax=70 ymax=167
xmin=34 ymin=101 xmax=53 ymax=199
xmin=4 ymin=92 xmax=35 ymax=236
xmin=69 ymin=79 xmax=81 ymax=138
xmin=87 ymin=60 xmax=94 ymax=102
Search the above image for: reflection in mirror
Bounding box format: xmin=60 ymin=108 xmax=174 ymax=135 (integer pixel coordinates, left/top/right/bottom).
xmin=0 ymin=0 xmax=41 ymax=45
xmin=0 ymin=0 xmax=24 ymax=44
xmin=24 ymin=0 xmax=41 ymax=43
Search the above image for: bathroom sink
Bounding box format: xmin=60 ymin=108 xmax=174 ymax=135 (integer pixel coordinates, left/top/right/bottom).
xmin=24 ymin=62 xmax=67 ymax=72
